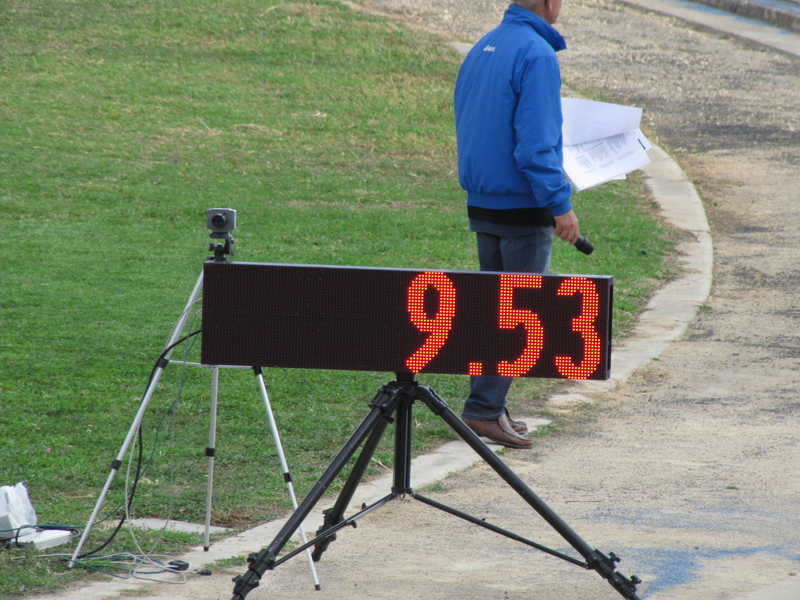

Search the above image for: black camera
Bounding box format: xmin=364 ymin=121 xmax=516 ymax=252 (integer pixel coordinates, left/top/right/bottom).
xmin=207 ymin=208 xmax=237 ymax=237
xmin=207 ymin=208 xmax=236 ymax=262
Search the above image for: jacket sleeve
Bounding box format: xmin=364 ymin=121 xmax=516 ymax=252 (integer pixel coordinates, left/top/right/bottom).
xmin=512 ymin=54 xmax=573 ymax=215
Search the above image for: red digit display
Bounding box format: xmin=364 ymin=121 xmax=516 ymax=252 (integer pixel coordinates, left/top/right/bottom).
xmin=405 ymin=271 xmax=457 ymax=374
xmin=496 ymin=274 xmax=545 ymax=377
xmin=200 ymin=263 xmax=612 ymax=380
xmin=554 ymin=277 xmax=602 ymax=379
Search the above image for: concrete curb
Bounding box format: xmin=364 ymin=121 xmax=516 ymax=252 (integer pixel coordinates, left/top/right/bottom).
xmin=691 ymin=0 xmax=800 ymax=33
xmin=617 ymin=0 xmax=800 ymax=58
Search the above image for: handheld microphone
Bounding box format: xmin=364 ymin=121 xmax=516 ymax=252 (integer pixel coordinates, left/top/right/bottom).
xmin=574 ymin=236 xmax=594 ymax=255
xmin=545 ymin=214 xmax=594 ymax=255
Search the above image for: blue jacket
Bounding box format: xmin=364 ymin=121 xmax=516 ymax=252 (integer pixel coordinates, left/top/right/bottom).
xmin=454 ymin=5 xmax=572 ymax=217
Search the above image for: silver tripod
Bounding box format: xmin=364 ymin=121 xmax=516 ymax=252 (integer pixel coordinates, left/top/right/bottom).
xmin=68 ymin=267 xmax=320 ymax=589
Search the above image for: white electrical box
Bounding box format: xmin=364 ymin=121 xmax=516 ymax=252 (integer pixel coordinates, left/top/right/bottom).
xmin=10 ymin=530 xmax=74 ymax=550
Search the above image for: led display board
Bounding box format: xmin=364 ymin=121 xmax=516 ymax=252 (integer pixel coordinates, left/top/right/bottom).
xmin=200 ymin=262 xmax=613 ymax=380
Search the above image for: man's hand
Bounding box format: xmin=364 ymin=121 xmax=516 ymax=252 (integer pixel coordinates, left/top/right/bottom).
xmin=553 ymin=209 xmax=580 ymax=245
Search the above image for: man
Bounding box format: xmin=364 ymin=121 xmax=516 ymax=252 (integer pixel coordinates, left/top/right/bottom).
xmin=454 ymin=0 xmax=579 ymax=449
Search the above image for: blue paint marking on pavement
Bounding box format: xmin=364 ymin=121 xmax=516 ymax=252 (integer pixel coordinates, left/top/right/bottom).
xmin=627 ymin=546 xmax=800 ymax=597
xmin=540 ymin=506 xmax=800 ymax=596
xmin=511 ymin=543 xmax=800 ymax=597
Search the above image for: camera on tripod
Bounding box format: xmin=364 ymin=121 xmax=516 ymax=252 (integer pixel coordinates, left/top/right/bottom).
xmin=207 ymin=208 xmax=237 ymax=238
xmin=207 ymin=208 xmax=236 ymax=262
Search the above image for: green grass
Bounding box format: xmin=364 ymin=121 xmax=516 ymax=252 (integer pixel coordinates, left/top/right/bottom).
xmin=0 ymin=1 xmax=676 ymax=597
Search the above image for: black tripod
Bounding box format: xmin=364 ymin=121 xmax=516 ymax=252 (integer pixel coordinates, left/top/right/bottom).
xmin=231 ymin=373 xmax=641 ymax=600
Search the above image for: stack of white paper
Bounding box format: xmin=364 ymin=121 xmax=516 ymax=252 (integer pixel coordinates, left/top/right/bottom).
xmin=561 ymin=98 xmax=652 ymax=192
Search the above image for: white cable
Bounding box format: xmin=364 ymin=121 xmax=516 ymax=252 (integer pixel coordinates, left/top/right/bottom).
xmin=117 ymin=308 xmax=202 ymax=584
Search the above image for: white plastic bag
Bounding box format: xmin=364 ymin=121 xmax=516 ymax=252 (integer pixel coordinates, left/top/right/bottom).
xmin=0 ymin=482 xmax=38 ymax=539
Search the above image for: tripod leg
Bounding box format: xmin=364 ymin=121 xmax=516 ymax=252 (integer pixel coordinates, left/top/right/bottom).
xmin=416 ymin=385 xmax=641 ymax=600
xmin=312 ymin=411 xmax=391 ymax=561
xmin=253 ymin=368 xmax=320 ymax=590
xmin=203 ymin=366 xmax=220 ymax=552
xmin=312 ymin=377 xmax=418 ymax=560
xmin=69 ymin=271 xmax=205 ymax=567
xmin=231 ymin=380 xmax=411 ymax=600
xmin=418 ymin=385 xmax=595 ymax=554
xmin=392 ymin=392 xmax=413 ymax=494
xmin=68 ymin=364 xmax=164 ymax=566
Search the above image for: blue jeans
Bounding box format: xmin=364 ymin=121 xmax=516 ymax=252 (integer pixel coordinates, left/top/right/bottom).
xmin=462 ymin=229 xmax=553 ymax=421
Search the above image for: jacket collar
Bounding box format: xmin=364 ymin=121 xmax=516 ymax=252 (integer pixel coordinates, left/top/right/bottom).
xmin=503 ymin=4 xmax=567 ymax=52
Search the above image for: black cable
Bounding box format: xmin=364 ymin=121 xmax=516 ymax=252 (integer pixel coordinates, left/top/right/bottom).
xmin=13 ymin=524 xmax=45 ymax=549
xmin=75 ymin=329 xmax=202 ymax=560
xmin=76 ymin=428 xmax=144 ymax=559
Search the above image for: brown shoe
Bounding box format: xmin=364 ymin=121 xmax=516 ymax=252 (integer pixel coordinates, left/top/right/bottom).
xmin=462 ymin=414 xmax=533 ymax=449
xmin=504 ymin=408 xmax=528 ymax=434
